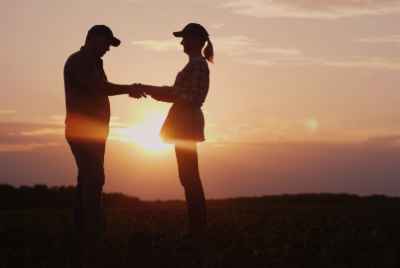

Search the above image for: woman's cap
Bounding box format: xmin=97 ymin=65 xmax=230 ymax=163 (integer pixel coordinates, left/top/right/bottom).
xmin=88 ymin=25 xmax=121 ymax=47
xmin=173 ymin=23 xmax=209 ymax=41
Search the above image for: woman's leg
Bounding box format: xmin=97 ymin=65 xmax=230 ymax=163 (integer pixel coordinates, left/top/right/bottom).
xmin=175 ymin=142 xmax=207 ymax=230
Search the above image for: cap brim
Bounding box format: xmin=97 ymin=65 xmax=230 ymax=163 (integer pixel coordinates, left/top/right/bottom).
xmin=109 ymin=36 xmax=121 ymax=47
xmin=173 ymin=31 xmax=185 ymax=37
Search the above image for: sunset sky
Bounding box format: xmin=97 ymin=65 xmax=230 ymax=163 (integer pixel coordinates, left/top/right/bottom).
xmin=1 ymin=0 xmax=400 ymax=200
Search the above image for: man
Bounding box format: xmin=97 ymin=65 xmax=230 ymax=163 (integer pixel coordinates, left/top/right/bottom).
xmin=63 ymin=25 xmax=144 ymax=236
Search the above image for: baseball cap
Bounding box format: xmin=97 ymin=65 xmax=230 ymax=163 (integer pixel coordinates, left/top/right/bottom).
xmin=88 ymin=25 xmax=121 ymax=47
xmin=173 ymin=23 xmax=209 ymax=41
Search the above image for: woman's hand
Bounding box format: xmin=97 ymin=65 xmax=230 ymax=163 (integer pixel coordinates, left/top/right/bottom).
xmin=129 ymin=84 xmax=166 ymax=98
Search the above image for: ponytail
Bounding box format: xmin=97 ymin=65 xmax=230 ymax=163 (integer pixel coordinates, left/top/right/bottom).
xmin=203 ymin=38 xmax=214 ymax=64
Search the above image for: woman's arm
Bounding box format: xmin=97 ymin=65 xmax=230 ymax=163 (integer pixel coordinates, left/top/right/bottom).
xmin=129 ymin=84 xmax=180 ymax=102
xmin=130 ymin=60 xmax=206 ymax=100
xmin=150 ymin=92 xmax=180 ymax=103
xmin=142 ymin=85 xmax=165 ymax=94
xmin=128 ymin=84 xmax=164 ymax=97
xmin=161 ymin=62 xmax=202 ymax=102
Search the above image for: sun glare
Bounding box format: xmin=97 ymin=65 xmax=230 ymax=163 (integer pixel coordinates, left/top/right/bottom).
xmin=110 ymin=113 xmax=173 ymax=152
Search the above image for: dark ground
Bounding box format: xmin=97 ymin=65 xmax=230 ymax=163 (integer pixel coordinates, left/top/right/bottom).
xmin=1 ymin=205 xmax=400 ymax=268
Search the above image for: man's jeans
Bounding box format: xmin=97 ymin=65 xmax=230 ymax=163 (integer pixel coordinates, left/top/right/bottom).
xmin=175 ymin=143 xmax=207 ymax=230
xmin=67 ymin=139 xmax=109 ymax=235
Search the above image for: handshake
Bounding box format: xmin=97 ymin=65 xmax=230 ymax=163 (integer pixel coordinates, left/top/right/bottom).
xmin=127 ymin=83 xmax=175 ymax=103
xmin=129 ymin=83 xmax=147 ymax=99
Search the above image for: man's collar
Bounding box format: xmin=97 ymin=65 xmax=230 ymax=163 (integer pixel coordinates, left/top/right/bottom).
xmin=80 ymin=46 xmax=91 ymax=58
xmin=80 ymin=46 xmax=103 ymax=62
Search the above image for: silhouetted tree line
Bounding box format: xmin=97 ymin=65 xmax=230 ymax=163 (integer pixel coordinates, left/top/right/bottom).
xmin=146 ymin=194 xmax=400 ymax=208
xmin=0 ymin=184 xmax=144 ymax=210
xmin=205 ymin=194 xmax=400 ymax=207
xmin=1 ymin=184 xmax=399 ymax=209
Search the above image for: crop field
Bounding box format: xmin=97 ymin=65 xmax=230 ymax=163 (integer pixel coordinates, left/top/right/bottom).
xmin=1 ymin=205 xmax=400 ymax=268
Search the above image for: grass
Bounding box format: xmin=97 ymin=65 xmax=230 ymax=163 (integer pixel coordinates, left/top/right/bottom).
xmin=0 ymin=205 xmax=399 ymax=268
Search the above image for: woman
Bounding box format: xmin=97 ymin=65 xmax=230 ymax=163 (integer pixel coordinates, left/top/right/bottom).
xmin=131 ymin=23 xmax=213 ymax=236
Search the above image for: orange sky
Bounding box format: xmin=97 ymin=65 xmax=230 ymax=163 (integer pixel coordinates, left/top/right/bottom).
xmin=1 ymin=0 xmax=400 ymax=199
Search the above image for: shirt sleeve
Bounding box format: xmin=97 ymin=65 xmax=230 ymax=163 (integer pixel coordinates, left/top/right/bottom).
xmin=65 ymin=55 xmax=101 ymax=88
xmin=163 ymin=61 xmax=202 ymax=103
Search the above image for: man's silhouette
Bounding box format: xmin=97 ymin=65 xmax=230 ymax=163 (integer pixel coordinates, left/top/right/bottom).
xmin=63 ymin=25 xmax=144 ymax=236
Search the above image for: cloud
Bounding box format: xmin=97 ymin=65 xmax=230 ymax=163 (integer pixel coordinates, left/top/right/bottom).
xmin=235 ymin=55 xmax=400 ymax=71
xmin=133 ymin=35 xmax=302 ymax=56
xmin=0 ymin=123 xmax=66 ymax=150
xmin=211 ymin=36 xmax=258 ymax=55
xmin=0 ymin=110 xmax=17 ymax=114
xmin=205 ymin=117 xmax=392 ymax=145
xmin=0 ymin=143 xmax=60 ymax=152
xmin=48 ymin=115 xmax=65 ymax=125
xmin=133 ymin=35 xmax=400 ymax=71
xmin=365 ymin=135 xmax=400 ymax=147
xmin=214 ymin=36 xmax=302 ymax=56
xmin=354 ymin=35 xmax=400 ymax=46
xmin=26 ymin=115 xmax=65 ymax=126
xmin=92 ymin=0 xmax=141 ymax=2
xmin=208 ymin=118 xmax=328 ymax=143
xmin=132 ymin=39 xmax=181 ymax=51
xmin=229 ymin=123 xmax=252 ymax=133
xmin=20 ymin=128 xmax=64 ymax=136
xmin=320 ymin=56 xmax=400 ymax=71
xmin=211 ymin=23 xmax=225 ymax=29
xmin=232 ymin=57 xmax=276 ymax=66
xmin=220 ymin=0 xmax=400 ymax=19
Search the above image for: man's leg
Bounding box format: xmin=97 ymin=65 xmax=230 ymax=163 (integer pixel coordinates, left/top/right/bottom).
xmin=175 ymin=142 xmax=207 ymax=230
xmin=68 ymin=139 xmax=109 ymax=235
xmin=72 ymin=171 xmax=85 ymax=235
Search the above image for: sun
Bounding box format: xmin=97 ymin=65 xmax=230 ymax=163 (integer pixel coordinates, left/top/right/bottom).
xmin=110 ymin=113 xmax=173 ymax=152
xmin=131 ymin=115 xmax=173 ymax=151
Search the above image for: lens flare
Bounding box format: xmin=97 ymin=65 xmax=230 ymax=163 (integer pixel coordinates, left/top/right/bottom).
xmin=109 ymin=114 xmax=173 ymax=152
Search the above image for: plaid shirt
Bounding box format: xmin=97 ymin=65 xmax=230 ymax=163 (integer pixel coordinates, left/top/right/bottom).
xmin=159 ymin=56 xmax=210 ymax=143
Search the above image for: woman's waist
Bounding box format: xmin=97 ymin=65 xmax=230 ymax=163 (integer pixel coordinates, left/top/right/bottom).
xmin=172 ymin=101 xmax=203 ymax=109
xmin=168 ymin=104 xmax=204 ymax=118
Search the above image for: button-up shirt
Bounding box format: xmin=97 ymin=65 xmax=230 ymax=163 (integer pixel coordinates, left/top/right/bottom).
xmin=63 ymin=47 xmax=110 ymax=141
xmin=159 ymin=56 xmax=210 ymax=143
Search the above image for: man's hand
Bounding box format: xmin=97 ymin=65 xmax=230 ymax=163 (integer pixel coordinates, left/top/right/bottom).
xmin=129 ymin=84 xmax=147 ymax=99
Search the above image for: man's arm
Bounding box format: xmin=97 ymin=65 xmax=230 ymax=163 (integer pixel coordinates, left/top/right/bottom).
xmin=88 ymin=80 xmax=146 ymax=98
xmin=66 ymin=55 xmax=146 ymax=98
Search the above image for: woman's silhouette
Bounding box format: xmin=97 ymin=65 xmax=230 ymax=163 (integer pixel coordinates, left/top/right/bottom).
xmin=132 ymin=23 xmax=213 ymax=237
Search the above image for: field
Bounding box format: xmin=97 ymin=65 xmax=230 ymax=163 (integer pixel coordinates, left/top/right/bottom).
xmin=1 ymin=205 xmax=400 ymax=268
